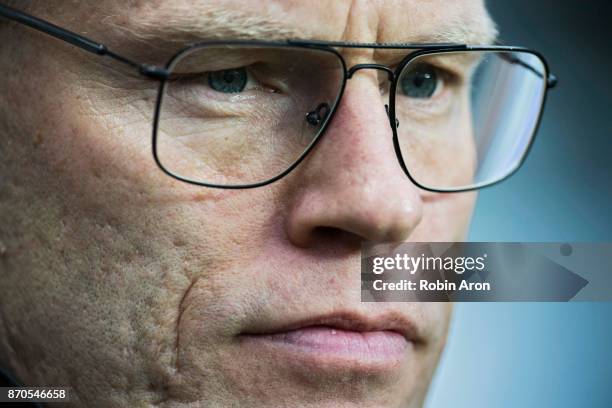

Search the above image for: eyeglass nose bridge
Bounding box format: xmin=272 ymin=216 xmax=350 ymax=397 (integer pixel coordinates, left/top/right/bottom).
xmin=346 ymin=64 xmax=395 ymax=81
xmin=344 ymin=64 xmax=399 ymax=129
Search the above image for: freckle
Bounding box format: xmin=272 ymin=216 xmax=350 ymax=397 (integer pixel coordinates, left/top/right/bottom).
xmin=192 ymin=193 xmax=209 ymax=202
xmin=173 ymin=238 xmax=187 ymax=248
xmin=32 ymin=131 xmax=43 ymax=147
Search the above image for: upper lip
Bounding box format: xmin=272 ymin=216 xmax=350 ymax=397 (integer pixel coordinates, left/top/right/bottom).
xmin=240 ymin=310 xmax=423 ymax=344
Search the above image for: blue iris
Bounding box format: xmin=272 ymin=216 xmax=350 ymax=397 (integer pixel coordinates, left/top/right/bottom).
xmin=208 ymin=68 xmax=247 ymax=93
xmin=400 ymin=64 xmax=439 ymax=98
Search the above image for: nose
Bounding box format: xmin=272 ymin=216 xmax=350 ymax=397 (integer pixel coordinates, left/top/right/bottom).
xmin=285 ymin=72 xmax=424 ymax=247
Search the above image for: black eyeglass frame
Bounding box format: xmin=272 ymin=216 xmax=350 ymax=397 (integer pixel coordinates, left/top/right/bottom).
xmin=0 ymin=3 xmax=557 ymax=192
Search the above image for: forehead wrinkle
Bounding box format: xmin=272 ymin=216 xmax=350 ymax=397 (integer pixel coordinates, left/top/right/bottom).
xmin=106 ymin=3 xmax=305 ymax=45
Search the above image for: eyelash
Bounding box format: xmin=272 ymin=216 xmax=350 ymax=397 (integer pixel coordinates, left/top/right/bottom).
xmin=421 ymin=64 xmax=462 ymax=87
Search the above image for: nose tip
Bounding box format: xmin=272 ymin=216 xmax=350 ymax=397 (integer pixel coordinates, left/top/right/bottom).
xmin=286 ymin=185 xmax=423 ymax=247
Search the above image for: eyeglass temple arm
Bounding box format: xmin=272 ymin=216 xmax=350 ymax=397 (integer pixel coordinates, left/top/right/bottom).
xmin=493 ymin=40 xmax=557 ymax=89
xmin=0 ymin=3 xmax=168 ymax=79
xmin=496 ymin=52 xmax=557 ymax=88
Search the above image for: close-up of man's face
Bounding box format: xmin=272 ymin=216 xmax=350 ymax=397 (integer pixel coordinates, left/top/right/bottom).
xmin=0 ymin=1 xmax=501 ymax=406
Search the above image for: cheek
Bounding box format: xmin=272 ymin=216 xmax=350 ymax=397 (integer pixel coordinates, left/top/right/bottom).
xmin=8 ymin=73 xmax=284 ymax=390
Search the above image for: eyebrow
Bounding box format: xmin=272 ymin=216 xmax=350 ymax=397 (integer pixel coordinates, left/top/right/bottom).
xmin=409 ymin=15 xmax=499 ymax=45
xmin=0 ymin=1 xmax=499 ymax=79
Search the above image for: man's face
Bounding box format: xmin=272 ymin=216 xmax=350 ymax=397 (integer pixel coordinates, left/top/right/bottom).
xmin=0 ymin=1 xmax=494 ymax=406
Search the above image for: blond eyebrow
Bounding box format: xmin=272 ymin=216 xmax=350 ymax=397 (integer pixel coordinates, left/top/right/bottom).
xmin=414 ymin=13 xmax=499 ymax=45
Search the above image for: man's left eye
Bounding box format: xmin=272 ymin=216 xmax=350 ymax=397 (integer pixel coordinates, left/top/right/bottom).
xmin=399 ymin=64 xmax=442 ymax=99
xmin=208 ymin=68 xmax=248 ymax=93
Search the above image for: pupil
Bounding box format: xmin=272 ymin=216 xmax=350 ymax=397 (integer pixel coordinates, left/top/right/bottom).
xmin=413 ymin=75 xmax=425 ymax=87
xmin=223 ymin=71 xmax=235 ymax=83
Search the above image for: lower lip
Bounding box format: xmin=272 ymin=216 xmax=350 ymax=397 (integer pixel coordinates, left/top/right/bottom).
xmin=239 ymin=326 xmax=409 ymax=368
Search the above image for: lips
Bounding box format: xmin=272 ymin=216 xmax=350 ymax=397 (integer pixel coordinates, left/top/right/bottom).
xmin=238 ymin=311 xmax=421 ymax=370
xmin=244 ymin=325 xmax=408 ymax=359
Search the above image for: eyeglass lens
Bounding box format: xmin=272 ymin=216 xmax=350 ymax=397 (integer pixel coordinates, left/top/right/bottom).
xmin=156 ymin=45 xmax=344 ymax=186
xmin=395 ymin=50 xmax=547 ymax=191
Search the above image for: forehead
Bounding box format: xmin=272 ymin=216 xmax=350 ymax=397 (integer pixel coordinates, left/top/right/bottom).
xmin=61 ymin=0 xmax=496 ymax=48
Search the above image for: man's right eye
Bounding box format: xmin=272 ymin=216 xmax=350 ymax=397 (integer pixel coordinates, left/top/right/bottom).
xmin=207 ymin=68 xmax=248 ymax=93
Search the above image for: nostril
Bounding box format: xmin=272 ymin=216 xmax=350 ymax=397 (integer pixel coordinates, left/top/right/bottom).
xmin=311 ymin=226 xmax=363 ymax=247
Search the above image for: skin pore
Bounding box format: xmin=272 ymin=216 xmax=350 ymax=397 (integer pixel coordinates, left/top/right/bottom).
xmin=0 ymin=1 xmax=495 ymax=407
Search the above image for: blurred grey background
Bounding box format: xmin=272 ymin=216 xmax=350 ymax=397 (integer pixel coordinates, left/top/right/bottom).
xmin=427 ymin=1 xmax=612 ymax=407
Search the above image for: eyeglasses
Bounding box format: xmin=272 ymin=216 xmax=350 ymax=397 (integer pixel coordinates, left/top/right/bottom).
xmin=0 ymin=4 xmax=557 ymax=192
